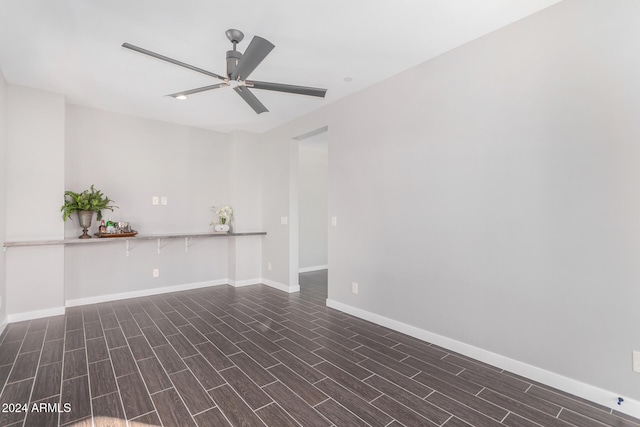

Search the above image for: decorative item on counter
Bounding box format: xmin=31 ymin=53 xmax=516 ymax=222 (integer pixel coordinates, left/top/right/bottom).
xmin=60 ymin=185 xmax=118 ymax=239
xmin=95 ymin=220 xmax=137 ymax=238
xmin=211 ymin=205 xmax=233 ymax=233
xmin=99 ymin=220 xmax=107 ymax=234
xmin=105 ymin=219 xmax=116 ymax=234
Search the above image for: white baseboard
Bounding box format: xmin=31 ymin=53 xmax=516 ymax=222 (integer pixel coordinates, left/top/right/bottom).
xmin=7 ymin=306 xmax=66 ymax=323
xmin=229 ymin=278 xmax=263 ymax=288
xmin=326 ymin=299 xmax=640 ymax=420
xmin=66 ymin=280 xmax=228 ymax=307
xmin=262 ymin=279 xmax=300 ymax=293
xmin=298 ymin=265 xmax=328 ymax=273
xmin=7 ymin=278 xmax=300 ymax=322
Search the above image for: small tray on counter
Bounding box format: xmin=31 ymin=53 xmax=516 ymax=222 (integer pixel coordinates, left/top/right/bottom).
xmin=94 ymin=231 xmax=138 ymax=238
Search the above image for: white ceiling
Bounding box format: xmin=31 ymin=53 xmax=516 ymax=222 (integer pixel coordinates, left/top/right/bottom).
xmin=0 ymin=0 xmax=561 ymax=134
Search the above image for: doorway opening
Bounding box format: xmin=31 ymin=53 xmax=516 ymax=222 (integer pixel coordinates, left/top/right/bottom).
xmin=294 ymin=126 xmax=328 ymax=295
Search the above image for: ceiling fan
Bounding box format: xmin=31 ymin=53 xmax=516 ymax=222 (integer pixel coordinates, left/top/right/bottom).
xmin=122 ymin=29 xmax=327 ymax=114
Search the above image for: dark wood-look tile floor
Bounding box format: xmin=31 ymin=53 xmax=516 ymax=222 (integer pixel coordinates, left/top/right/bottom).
xmin=0 ymin=270 xmax=638 ymax=426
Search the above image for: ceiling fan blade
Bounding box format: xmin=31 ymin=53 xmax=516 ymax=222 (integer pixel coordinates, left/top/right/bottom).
xmin=166 ymin=83 xmax=227 ymax=98
xmin=233 ymin=86 xmax=268 ymax=114
xmin=122 ymin=42 xmax=226 ymax=81
xmin=247 ymin=80 xmax=327 ymax=98
xmin=230 ymin=36 xmax=275 ymax=81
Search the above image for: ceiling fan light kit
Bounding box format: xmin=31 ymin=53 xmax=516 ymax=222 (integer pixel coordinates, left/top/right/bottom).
xmin=122 ymin=29 xmax=327 ymax=114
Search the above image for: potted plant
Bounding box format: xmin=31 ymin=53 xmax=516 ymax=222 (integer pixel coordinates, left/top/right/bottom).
xmin=61 ymin=185 xmax=117 ymax=239
xmin=211 ymin=205 xmax=233 ymax=233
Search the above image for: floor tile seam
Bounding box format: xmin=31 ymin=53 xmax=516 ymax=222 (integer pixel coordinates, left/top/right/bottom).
xmin=174 ymin=358 xmax=221 ymax=405
xmin=251 ymin=399 xmax=277 ymax=413
xmin=74 ymin=320 xmax=97 ymax=425
xmin=482 ymin=384 xmax=563 ymax=420
xmin=363 ymin=371 xmax=432 ymax=402
xmin=371 ymin=391 xmax=446 ymax=426
xmin=20 ymin=337 xmax=56 ymax=425
xmin=405 ymin=356 xmax=470 ymax=383
xmin=219 ymin=364 xmax=276 ymax=407
xmin=556 ymin=407 xmax=615 ymax=427
xmin=208 ymin=377 xmax=269 ymax=421
xmin=146 ymin=334 xmax=204 ymax=424
xmin=427 ymin=390 xmax=507 ymax=426
xmin=366 ymin=394 xmax=411 ymax=426
xmin=148 ymin=384 xmax=180 ymax=396
xmin=260 ymin=385 xmax=332 ymax=427
xmin=551 ymin=386 xmax=620 ymax=415
xmin=4 ymin=353 xmax=41 ymax=386
xmin=483 ymin=388 xmax=560 ymax=425
xmin=527 ymin=385 xmax=625 ymax=425
xmin=60 ymin=414 xmax=92 ymax=427
xmin=256 ymin=377 xmax=280 ymax=389
xmin=316 ymin=360 xmax=385 ymax=403
xmin=206 ymin=339 xmax=242 ymax=358
xmin=265 ymin=361 xmax=331 ymax=404
xmin=316 ymin=396 xmax=373 ymax=426
xmin=118 ymin=332 xmax=165 ymax=422
xmin=254 ymin=401 xmax=306 ymax=427
xmin=129 ymin=409 xmax=157 ymax=423
xmin=313 ymin=325 xmax=359 ymax=340
xmin=457 ymin=367 xmax=533 ymax=395
xmin=2 ymin=329 xmax=30 ymax=378
xmin=358 ymin=354 xmax=421 ymax=382
xmin=190 ymin=402 xmax=221 ymax=419
xmin=311 ymin=396 xmax=332 ymax=408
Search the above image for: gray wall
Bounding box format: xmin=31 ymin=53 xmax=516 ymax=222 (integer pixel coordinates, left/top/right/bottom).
xmin=63 ymin=105 xmax=238 ymax=302
xmin=5 ymin=85 xmax=65 ymax=319
xmin=298 ymin=131 xmax=328 ymax=271
xmin=0 ymin=71 xmax=7 ymax=327
xmin=323 ymin=0 xmax=640 ymax=401
xmin=2 ymin=99 xmax=264 ymax=313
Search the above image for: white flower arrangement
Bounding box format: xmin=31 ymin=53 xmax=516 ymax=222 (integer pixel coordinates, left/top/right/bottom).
xmin=211 ymin=205 xmax=233 ymax=225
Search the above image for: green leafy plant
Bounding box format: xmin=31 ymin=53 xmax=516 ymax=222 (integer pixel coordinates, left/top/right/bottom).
xmin=61 ymin=185 xmax=117 ymax=221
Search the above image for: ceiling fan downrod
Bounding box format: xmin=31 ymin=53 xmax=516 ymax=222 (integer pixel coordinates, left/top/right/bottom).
xmin=225 ymin=29 xmax=244 ymax=78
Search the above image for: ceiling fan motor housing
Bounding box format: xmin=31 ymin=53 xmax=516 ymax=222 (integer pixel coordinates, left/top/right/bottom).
xmin=226 ymin=50 xmax=242 ymax=79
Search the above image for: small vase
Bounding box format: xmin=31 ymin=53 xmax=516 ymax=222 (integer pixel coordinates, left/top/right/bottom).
xmin=77 ymin=210 xmax=95 ymax=239
xmin=215 ymin=224 xmax=230 ymax=232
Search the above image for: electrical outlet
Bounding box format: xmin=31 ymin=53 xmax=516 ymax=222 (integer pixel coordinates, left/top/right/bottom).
xmin=352 ymin=282 xmax=358 ymax=294
xmin=281 ymin=216 xmax=288 ymax=225
xmin=331 ymin=216 xmax=338 ymax=227
xmin=152 ymin=268 xmax=159 ymax=278
xmin=267 ymin=262 xmax=272 ymax=271
xmin=633 ymin=351 xmax=640 ymax=373
xmin=161 ymin=196 xmax=168 ymax=205
xmin=152 ymin=196 xmax=159 ymax=205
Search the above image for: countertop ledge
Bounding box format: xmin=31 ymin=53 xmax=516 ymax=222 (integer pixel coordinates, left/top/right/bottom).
xmin=3 ymin=231 xmax=267 ymax=247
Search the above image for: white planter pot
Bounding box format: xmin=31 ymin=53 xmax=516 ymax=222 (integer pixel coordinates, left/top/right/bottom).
xmin=215 ymin=224 xmax=230 ymax=232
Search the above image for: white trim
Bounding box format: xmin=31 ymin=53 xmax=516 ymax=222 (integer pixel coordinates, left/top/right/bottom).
xmin=7 ymin=306 xmax=66 ymax=323
xmin=229 ymin=278 xmax=263 ymax=288
xmin=262 ymin=279 xmax=300 ymax=293
xmin=65 ymin=280 xmax=228 ymax=307
xmin=326 ymin=299 xmax=640 ymax=419
xmin=298 ymin=265 xmax=328 ymax=273
xmin=7 ymin=278 xmax=300 ymax=321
